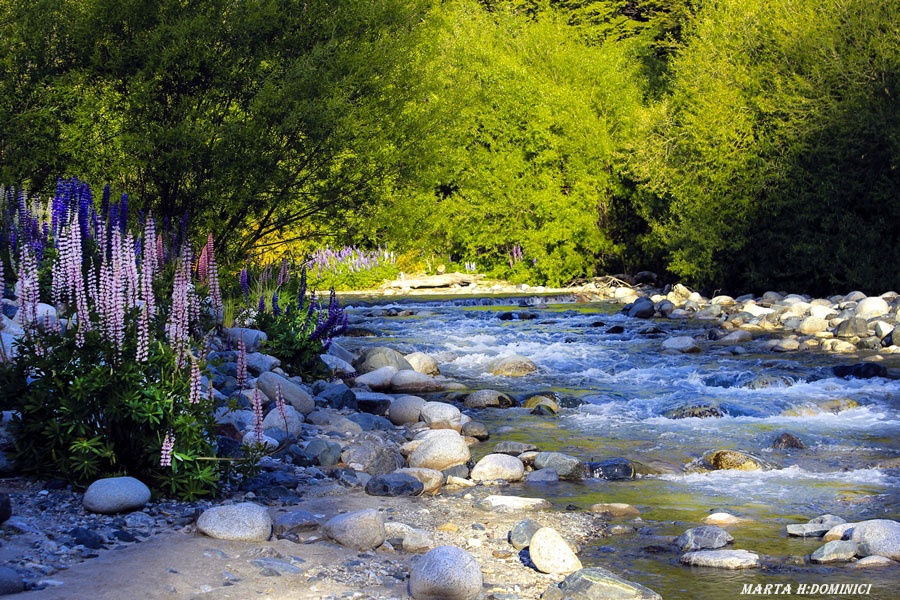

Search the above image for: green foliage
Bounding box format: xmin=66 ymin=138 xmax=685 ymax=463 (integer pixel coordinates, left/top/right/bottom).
xmin=256 ymin=307 xmax=329 ymax=380
xmin=4 ymin=329 xmax=218 ymax=499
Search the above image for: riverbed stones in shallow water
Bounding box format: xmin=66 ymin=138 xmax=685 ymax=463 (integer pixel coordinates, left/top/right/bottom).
xmin=542 ymin=567 xmax=663 ymax=600
xmin=407 ymin=432 xmax=470 ymax=471
xmin=82 ymin=476 xmax=151 ymax=514
xmin=465 ymin=389 xmax=514 ymax=409
xmin=489 ymin=355 xmax=537 ymax=377
xmin=772 ymin=432 xmax=806 ymax=449
xmin=786 ymin=514 xmax=847 ymax=537
xmin=475 ymin=495 xmax=551 ymax=512
xmin=405 ymin=351 xmax=440 ymax=376
xmin=528 ymin=527 xmax=582 ymax=574
xmin=589 ymin=503 xmax=640 ymax=518
xmin=408 ymin=545 xmax=483 ymax=600
xmin=354 ymin=346 xmax=413 ymax=374
xmin=389 ymin=395 xmax=426 ymax=425
xmin=850 ymin=519 xmax=900 ymax=560
xmin=666 ymin=404 xmax=726 ymax=419
xmin=533 ymin=452 xmax=587 ymax=479
xmin=365 ymin=473 xmax=425 ymax=497
xmin=680 ymin=549 xmax=760 ymax=569
xmin=391 ymin=370 xmax=445 ymax=393
xmin=824 ymin=522 xmax=855 ymax=541
xmin=810 ymin=540 xmax=858 ymax=563
xmin=587 ymin=458 xmax=635 ymax=480
xmin=493 ymin=441 xmax=539 ymax=455
xmin=675 ymin=525 xmax=733 ymax=551
xmin=323 ymin=509 xmax=385 ymax=551
xmin=708 ymin=450 xmax=764 ymax=471
xmin=661 ymin=336 xmax=701 ymax=353
xmin=197 ymin=502 xmax=272 ymax=542
xmin=470 ymin=454 xmax=525 ymax=483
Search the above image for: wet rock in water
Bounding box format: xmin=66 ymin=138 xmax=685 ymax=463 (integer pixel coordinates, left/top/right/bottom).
xmin=627 ymin=297 xmax=656 ymax=319
xmin=408 ymin=545 xmax=482 ymax=600
xmin=526 ymin=468 xmax=560 ymax=483
xmin=606 ymin=325 xmax=626 ymax=334
xmin=832 ymin=363 xmax=887 ymax=379
xmin=0 ymin=566 xmax=25 ymax=595
xmin=354 ymin=346 xmax=413 ymax=374
xmin=405 ymin=351 xmax=440 ymax=376
xmin=470 ymin=453 xmax=525 ymax=483
xmin=587 ymin=458 xmax=635 ymax=480
xmin=323 ymin=509 xmax=385 ymax=551
xmin=675 ymin=525 xmax=734 ymax=551
xmin=529 ymin=527 xmax=582 ymax=574
xmin=852 ymin=555 xmax=895 ymax=568
xmin=534 ymin=451 xmax=587 ymax=479
xmin=489 ymin=355 xmax=538 ymax=377
xmin=391 ymin=369 xmax=445 ymax=393
xmin=661 ymin=336 xmax=701 ymax=353
xmin=824 ymin=522 xmax=856 ymax=541
xmin=667 ymin=404 xmax=727 ymax=419
xmin=354 ymin=366 xmax=398 ymax=391
xmin=542 ymin=567 xmax=663 ymax=600
xmin=273 ymin=510 xmax=320 ymax=537
xmin=493 ymin=441 xmax=539 ymax=456
xmin=810 ymin=540 xmax=858 ymax=563
xmin=461 ymin=420 xmax=489 ymax=440
xmin=850 ymin=519 xmax=900 ymax=560
xmin=744 ymin=375 xmax=793 ymax=389
xmin=464 ymin=389 xmax=514 ymax=409
xmin=82 ymin=476 xmax=152 ymax=514
xmin=407 ymin=432 xmax=471 ymax=471
xmin=389 ymin=395 xmax=426 ymax=425
xmin=708 ymin=450 xmax=765 ymax=471
xmin=197 ymin=503 xmax=273 ymax=542
xmin=681 ymin=549 xmax=760 ymax=569
xmin=589 ymin=503 xmax=640 ymax=518
xmin=787 ymin=514 xmax=847 ymax=537
xmin=420 ymin=401 xmax=462 ymax=430
xmin=509 ymin=518 xmax=542 ymax=550
xmin=474 ymin=495 xmax=551 ymax=512
xmin=524 ymin=394 xmax=560 ymax=416
xmin=365 ymin=473 xmax=425 ymax=497
xmin=772 ymin=432 xmax=805 ymax=449
xmin=703 ymin=513 xmax=749 ymax=526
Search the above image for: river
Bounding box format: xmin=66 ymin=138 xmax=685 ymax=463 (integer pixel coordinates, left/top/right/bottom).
xmin=336 ymin=294 xmax=900 ymax=599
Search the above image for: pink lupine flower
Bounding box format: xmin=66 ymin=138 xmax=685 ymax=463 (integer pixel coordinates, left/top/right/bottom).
xmin=165 ymin=243 xmax=196 ymax=368
xmin=252 ymin=386 xmax=264 ymax=443
xmin=136 ymin=303 xmax=150 ymax=362
xmin=275 ymin=384 xmax=287 ymax=431
xmin=16 ymin=244 xmax=40 ymax=335
xmin=159 ymin=431 xmax=175 ymax=467
xmin=206 ymin=234 xmax=221 ymax=324
xmin=141 ymin=216 xmax=158 ymax=319
xmin=236 ymin=334 xmax=247 ymax=391
xmin=189 ymin=355 xmax=202 ymax=404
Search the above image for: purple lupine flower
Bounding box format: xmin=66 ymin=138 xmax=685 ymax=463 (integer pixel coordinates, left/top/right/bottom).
xmin=277 ymin=258 xmax=288 ymax=288
xmin=16 ymin=244 xmax=40 ymax=335
xmin=165 ymin=245 xmax=195 ymax=368
xmin=236 ymin=334 xmax=247 ymax=391
xmin=252 ymin=386 xmax=264 ymax=443
xmin=159 ymin=431 xmax=175 ymax=467
xmin=189 ymin=355 xmax=202 ymax=404
xmin=196 ymin=242 xmax=209 ymax=282
xmin=271 ymin=291 xmax=281 ymax=317
xmin=240 ymin=268 xmax=249 ymax=302
xmin=275 ymin=384 xmax=287 ymax=432
xmin=118 ymin=193 xmax=128 ymax=234
xmin=136 ymin=304 xmax=150 ymax=362
xmin=78 ymin=182 xmax=92 ymax=242
xmin=257 ymin=294 xmax=266 ymax=314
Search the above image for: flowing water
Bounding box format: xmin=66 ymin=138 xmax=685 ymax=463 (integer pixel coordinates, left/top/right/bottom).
xmin=337 ymin=295 xmax=900 ymax=599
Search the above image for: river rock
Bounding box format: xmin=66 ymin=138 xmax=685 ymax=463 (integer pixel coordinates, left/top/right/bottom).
xmin=406 ymin=352 xmax=440 ymax=376
xmin=675 ymin=525 xmax=733 ymax=551
xmin=627 ymin=297 xmax=656 ymax=319
xmin=493 ymin=441 xmax=539 ymax=455
xmin=391 ymin=369 xmax=445 ymax=393
xmin=680 ymin=549 xmax=760 ymax=569
xmin=810 ymin=540 xmax=858 ymax=563
xmin=245 ymin=352 xmax=280 ymax=375
xmin=542 ymin=567 xmax=663 ymax=600
xmin=319 ymin=353 xmax=356 ymax=378
xmin=408 ymin=545 xmax=482 ymax=600
xmin=305 ymin=438 xmax=342 ymax=467
xmin=260 ymin=405 xmax=304 ymax=436
xmin=667 ymin=404 xmax=726 ymax=419
xmin=835 ymin=317 xmax=869 ymax=338
xmin=224 ymin=327 xmax=267 ymax=352
xmin=852 ymin=555 xmax=895 ymax=568
xmin=798 ymin=316 xmax=829 ymax=334
xmin=197 ymin=502 xmax=272 ymax=541
xmin=589 ymin=503 xmax=641 ymax=518
xmin=465 ymin=389 xmax=514 ymax=409
xmin=316 ymin=381 xmax=357 ymax=410
xmin=587 ymin=458 xmax=635 ymax=480
xmin=461 ymin=421 xmax=489 ymax=440
xmin=470 ymin=454 xmax=525 ymax=482
xmin=395 ymin=468 xmax=444 ymax=494
xmin=0 ymin=566 xmax=24 ymax=595
xmin=824 ymin=522 xmax=856 ymax=541
xmin=420 ymin=401 xmax=462 ymax=430
xmin=850 ymin=519 xmax=900 ymax=559
xmin=82 ymin=477 xmax=151 ymax=514
xmin=474 ymin=495 xmax=551 ymax=512
xmin=534 ymin=452 xmax=587 ymax=479
xmin=273 ymin=509 xmax=320 ymax=537
xmin=529 ymin=527 xmax=582 ymax=574
xmin=323 ymin=509 xmax=385 ymax=551
xmin=708 ymin=450 xmax=764 ymax=471
xmin=787 ymin=514 xmax=847 ymax=537
xmin=489 ymin=355 xmax=537 ymax=377
xmin=354 ymin=366 xmax=398 ymax=391
xmin=772 ymin=432 xmax=805 ymax=449
xmin=855 ymin=296 xmax=890 ymax=319
xmin=365 ymin=472 xmax=425 ymax=497
xmin=385 ymin=521 xmax=434 ymax=553
xmin=509 ymin=518 xmax=542 ymax=550
xmin=389 ymin=395 xmax=427 ymax=425
xmin=354 ymin=347 xmax=413 ymax=374
xmin=524 ymin=395 xmax=560 ymax=415
xmin=341 ymin=436 xmax=405 ymax=475
xmin=256 ymin=371 xmax=314 ymax=414
xmin=526 ymin=468 xmax=560 ymax=483
xmin=407 ymin=432 xmax=471 ymax=471
xmin=703 ymin=513 xmax=749 ymax=526
xmin=832 ymin=363 xmax=888 ymax=379
xmin=661 ymin=336 xmax=701 ymax=353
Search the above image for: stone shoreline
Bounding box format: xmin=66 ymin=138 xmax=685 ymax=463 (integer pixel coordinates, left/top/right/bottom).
xmin=2 ymin=278 xmax=900 ymax=598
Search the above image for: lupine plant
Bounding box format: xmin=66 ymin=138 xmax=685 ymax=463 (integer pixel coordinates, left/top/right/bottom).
xmin=0 ymin=180 xmax=220 ymax=500
xmin=307 ymin=245 xmax=398 ymax=290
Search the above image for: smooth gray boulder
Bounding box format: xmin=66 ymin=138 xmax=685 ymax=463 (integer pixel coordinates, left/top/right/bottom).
xmin=409 ymin=545 xmax=483 ymax=600
xmin=197 ymin=502 xmax=272 ymax=541
xmin=787 ymin=514 xmax=846 ymax=537
xmin=489 ymin=355 xmax=537 ymax=377
xmin=529 ymin=527 xmax=582 ymax=574
xmin=405 ymin=352 xmax=440 ymax=376
xmin=465 ymin=389 xmax=514 ymax=409
xmin=533 ymin=452 xmax=587 ymax=479
xmin=223 ymin=327 xmax=267 ymax=352
xmin=407 ymin=432 xmax=470 ymax=471
xmin=354 ymin=347 xmax=413 ymax=374
xmin=851 ymin=519 xmax=900 ymax=560
xmin=323 ymin=509 xmax=385 ymax=551
xmin=680 ymin=549 xmax=760 ymax=569
xmin=470 ymin=454 xmax=525 ymax=482
xmin=256 ymin=371 xmax=314 ymax=414
xmin=419 ymin=401 xmax=462 ymax=430
xmin=810 ymin=540 xmax=858 ymax=563
xmin=82 ymin=477 xmax=151 ymax=514
xmin=542 ymin=567 xmax=663 ymax=600
xmin=389 ymin=395 xmax=427 ymax=425
xmin=675 ymin=525 xmax=733 ymax=551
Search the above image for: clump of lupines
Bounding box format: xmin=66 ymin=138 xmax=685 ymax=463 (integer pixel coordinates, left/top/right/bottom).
xmin=308 ymin=245 xmax=396 ymax=279
xmin=508 ymin=243 xmax=524 ymax=267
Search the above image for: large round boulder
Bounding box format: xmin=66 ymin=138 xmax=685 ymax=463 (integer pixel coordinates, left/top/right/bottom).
xmin=354 ymin=347 xmax=413 ymax=374
xmin=529 ymin=527 xmax=582 ymax=575
xmin=409 ymin=545 xmax=483 ymax=600
xmin=851 ymin=519 xmax=900 ymax=560
xmin=406 ymin=352 xmax=440 ymax=376
xmin=389 ymin=395 xmax=427 ymax=425
xmin=470 ymin=454 xmax=525 ymax=482
xmin=197 ymin=502 xmax=272 ymax=541
xmin=489 ymin=355 xmax=537 ymax=377
xmin=420 ymin=401 xmax=462 ymax=430
xmin=407 ymin=432 xmax=471 ymax=471
xmin=323 ymin=509 xmax=385 ymax=551
xmin=82 ymin=477 xmax=151 ymax=514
